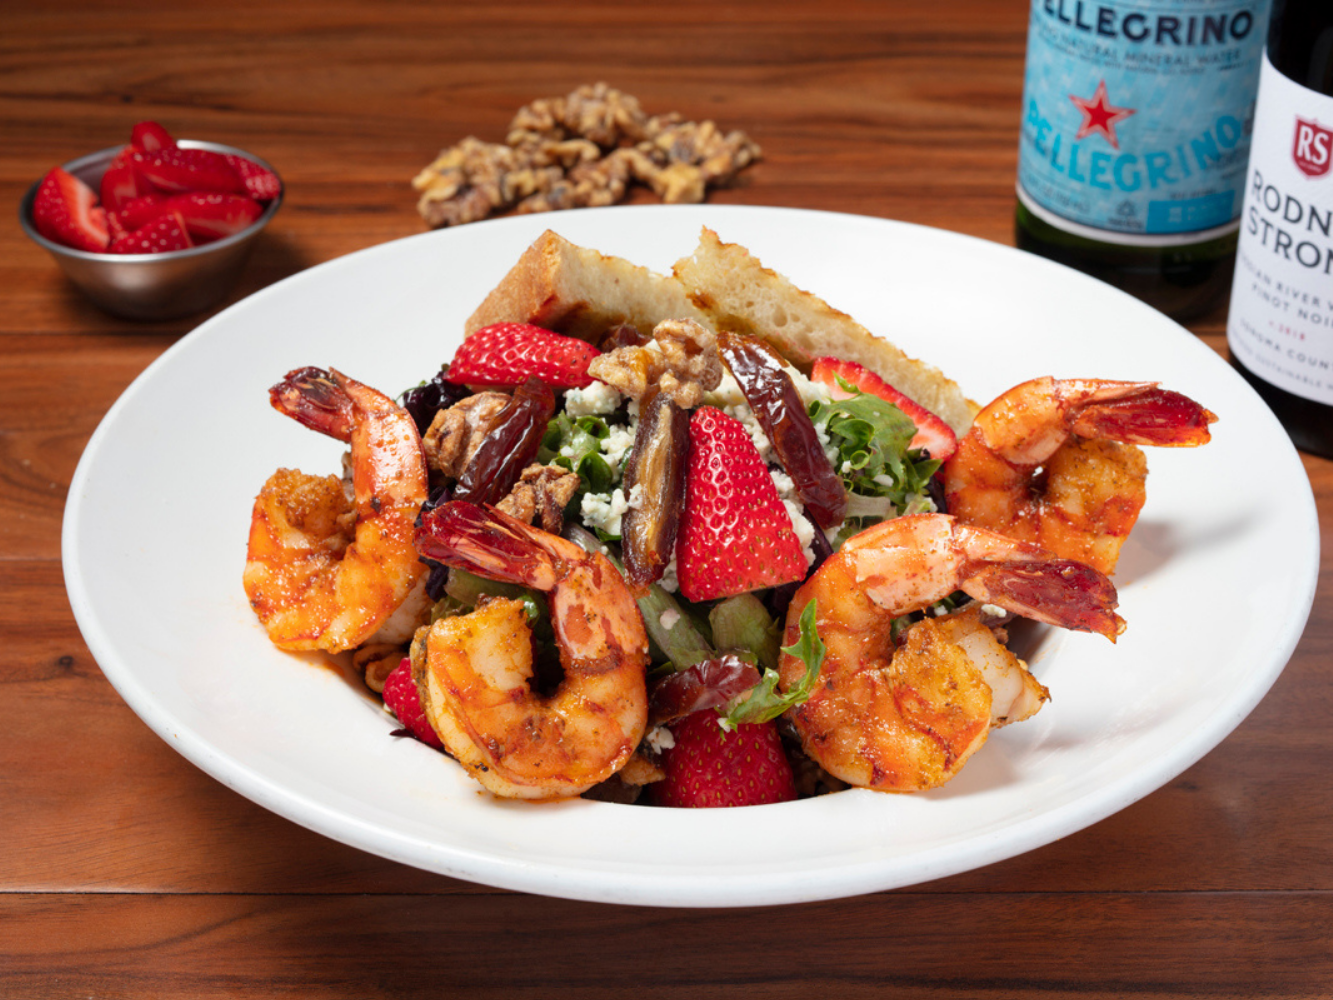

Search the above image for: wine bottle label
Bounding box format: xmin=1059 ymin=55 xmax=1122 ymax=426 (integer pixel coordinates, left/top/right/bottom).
xmin=1227 ymin=53 xmax=1333 ymax=406
xmin=1017 ymin=0 xmax=1269 ymax=246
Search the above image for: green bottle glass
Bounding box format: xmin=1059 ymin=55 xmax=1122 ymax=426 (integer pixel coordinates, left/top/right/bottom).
xmin=1014 ymin=0 xmax=1272 ymax=322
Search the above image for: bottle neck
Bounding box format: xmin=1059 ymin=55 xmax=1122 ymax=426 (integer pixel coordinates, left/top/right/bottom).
xmin=1269 ymin=0 xmax=1333 ymax=95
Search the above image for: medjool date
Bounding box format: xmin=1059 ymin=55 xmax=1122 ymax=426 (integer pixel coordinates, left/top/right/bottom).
xmin=453 ymin=377 xmax=555 ymax=506
xmin=717 ymin=331 xmax=846 ymax=530
xmin=620 ymin=390 xmax=689 ymax=589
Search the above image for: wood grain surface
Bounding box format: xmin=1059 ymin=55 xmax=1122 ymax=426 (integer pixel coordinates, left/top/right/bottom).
xmin=3 ymin=1 xmax=1331 ymax=997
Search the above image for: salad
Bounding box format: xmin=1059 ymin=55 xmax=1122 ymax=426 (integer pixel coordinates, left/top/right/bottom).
xmin=387 ymin=316 xmax=953 ymax=806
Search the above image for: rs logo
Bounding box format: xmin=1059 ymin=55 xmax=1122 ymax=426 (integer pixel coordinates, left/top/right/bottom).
xmin=1293 ymin=117 xmax=1332 ymax=178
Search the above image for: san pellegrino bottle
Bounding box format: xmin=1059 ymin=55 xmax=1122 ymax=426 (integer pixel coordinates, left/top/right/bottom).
xmin=1226 ymin=0 xmax=1333 ymax=457
xmin=1015 ymin=0 xmax=1272 ymax=320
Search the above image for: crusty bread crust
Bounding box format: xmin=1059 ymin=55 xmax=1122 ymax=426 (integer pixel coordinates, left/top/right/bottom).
xmin=463 ymin=227 xmax=976 ymax=433
xmin=465 ymin=230 xmax=710 ymax=342
xmin=672 ymin=229 xmax=976 ymax=433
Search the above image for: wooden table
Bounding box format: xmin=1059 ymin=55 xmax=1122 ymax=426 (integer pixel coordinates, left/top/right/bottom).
xmin=4 ymin=1 xmax=1330 ymax=996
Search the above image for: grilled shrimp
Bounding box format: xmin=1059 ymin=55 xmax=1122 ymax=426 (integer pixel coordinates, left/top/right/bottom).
xmin=778 ymin=513 xmax=1122 ymax=793
xmin=941 ymin=377 xmax=1216 ymax=575
xmin=243 ymin=367 xmax=429 ymax=653
xmin=413 ymin=501 xmax=650 ymax=800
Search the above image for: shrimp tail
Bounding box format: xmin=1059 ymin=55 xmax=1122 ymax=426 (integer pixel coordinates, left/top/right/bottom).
xmin=962 ymin=558 xmax=1126 ymax=641
xmin=416 ymin=500 xmax=559 ymax=591
xmin=1069 ymin=385 xmax=1218 ymax=448
xmin=270 ymin=366 xmax=356 ymax=441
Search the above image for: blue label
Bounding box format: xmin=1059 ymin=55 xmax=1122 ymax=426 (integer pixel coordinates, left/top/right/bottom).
xmin=1017 ymin=0 xmax=1270 ymax=241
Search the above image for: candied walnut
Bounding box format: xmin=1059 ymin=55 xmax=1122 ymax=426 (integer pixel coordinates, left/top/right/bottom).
xmin=414 ymin=84 xmax=760 ymax=228
xmin=516 ymin=148 xmax=635 ymax=214
xmin=508 ymin=82 xmax=650 ymax=148
xmin=422 ymin=391 xmax=510 ymax=477
xmin=353 ymin=643 xmax=403 ymax=694
xmin=495 ymin=463 xmax=581 ymax=534
xmin=586 ymin=318 xmax=722 ymax=408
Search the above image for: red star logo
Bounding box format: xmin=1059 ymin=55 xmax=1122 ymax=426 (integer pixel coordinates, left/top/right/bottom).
xmin=1069 ymin=80 xmax=1136 ymax=149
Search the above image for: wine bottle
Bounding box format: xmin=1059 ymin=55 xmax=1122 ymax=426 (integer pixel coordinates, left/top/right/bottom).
xmin=1014 ymin=0 xmax=1272 ymax=321
xmin=1226 ymin=0 xmax=1333 ymax=458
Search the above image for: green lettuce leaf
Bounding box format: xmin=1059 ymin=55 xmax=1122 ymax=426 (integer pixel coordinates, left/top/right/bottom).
xmin=540 ymin=412 xmax=616 ymax=495
xmin=810 ymin=388 xmax=940 ymax=536
xmin=720 ymin=598 xmax=825 ymax=730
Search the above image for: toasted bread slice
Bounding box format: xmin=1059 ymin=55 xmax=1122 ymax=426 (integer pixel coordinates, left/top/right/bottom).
xmin=464 ymin=229 xmax=710 ymax=342
xmin=464 ymin=227 xmax=976 ymax=433
xmin=672 ymin=229 xmax=976 ymax=433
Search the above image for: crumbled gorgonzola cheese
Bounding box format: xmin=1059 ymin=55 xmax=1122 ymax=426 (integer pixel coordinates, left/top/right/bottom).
xmin=562 ymin=380 xmax=623 ymax=417
xmin=580 ymin=489 xmax=633 ymax=536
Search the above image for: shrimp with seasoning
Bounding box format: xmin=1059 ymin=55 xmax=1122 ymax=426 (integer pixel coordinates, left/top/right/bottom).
xmin=778 ymin=513 xmax=1123 ymax=793
xmin=412 ymin=501 xmax=650 ymax=800
xmin=941 ymin=377 xmax=1216 ymax=575
xmin=243 ymin=367 xmax=429 ymax=653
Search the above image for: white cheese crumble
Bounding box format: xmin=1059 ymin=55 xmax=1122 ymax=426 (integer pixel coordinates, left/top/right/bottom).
xmin=981 ymin=603 xmax=1009 ymax=618
xmin=658 ymin=557 xmax=680 ymax=594
xmin=580 ymin=489 xmax=633 ymax=536
xmin=658 ymin=607 xmax=681 ymax=630
xmin=646 ymin=725 xmax=675 ymax=753
xmin=600 ymin=423 xmax=637 ymax=474
xmin=562 ymin=380 xmax=623 ymax=417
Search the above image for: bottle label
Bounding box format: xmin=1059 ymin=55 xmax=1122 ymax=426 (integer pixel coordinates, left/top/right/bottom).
xmin=1017 ymin=0 xmax=1269 ymax=246
xmin=1227 ymin=54 xmax=1333 ymax=407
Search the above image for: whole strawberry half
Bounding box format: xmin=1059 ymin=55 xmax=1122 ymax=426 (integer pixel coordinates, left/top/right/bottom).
xmin=381 ymin=659 xmax=444 ymax=749
xmin=108 ymin=209 xmax=193 ymax=255
xmin=676 ymin=406 xmax=806 ymax=602
xmin=653 ymin=711 xmax=796 ymax=808
xmin=445 ymin=322 xmax=600 ymax=389
xmin=811 ymin=356 xmax=957 ymax=461
xmin=31 ymin=166 xmax=109 ymax=252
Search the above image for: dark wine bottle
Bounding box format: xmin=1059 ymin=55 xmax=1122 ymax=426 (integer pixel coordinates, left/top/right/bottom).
xmin=1226 ymin=0 xmax=1333 ymax=457
xmin=1014 ymin=1 xmax=1272 ymax=321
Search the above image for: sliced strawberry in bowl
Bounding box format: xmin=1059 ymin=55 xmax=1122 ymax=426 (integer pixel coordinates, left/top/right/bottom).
xmin=30 ymin=166 xmax=110 ymax=253
xmin=445 ymin=322 xmax=601 ymax=389
xmin=811 ymin=356 xmax=958 ymax=461
xmin=112 ymin=193 xmax=170 ymax=232
xmin=165 ymin=192 xmax=264 ymax=243
xmin=99 ymin=159 xmax=151 ymax=213
xmin=108 ymin=209 xmax=193 ymax=255
xmin=130 ymin=120 xmax=177 ymax=152
xmin=223 ymin=153 xmax=282 ymax=201
xmin=133 ymin=146 xmax=247 ymax=195
xmin=676 ymin=406 xmax=807 ymax=602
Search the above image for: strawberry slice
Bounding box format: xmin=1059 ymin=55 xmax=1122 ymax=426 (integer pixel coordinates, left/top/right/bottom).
xmin=31 ymin=166 xmax=109 ymax=252
xmin=811 ymin=357 xmax=957 ymax=461
xmin=99 ymin=152 xmax=151 ymax=213
xmin=223 ymin=153 xmax=281 ymax=201
xmin=381 ymin=658 xmax=443 ymax=749
xmin=445 ymin=322 xmax=600 ymax=389
xmin=676 ymin=406 xmax=806 ymax=602
xmin=132 ymin=146 xmax=246 ymax=195
xmin=108 ymin=209 xmax=193 ymax=255
xmin=112 ymin=193 xmax=170 ymax=232
xmin=652 ymin=712 xmax=796 ymax=808
xmin=130 ymin=120 xmax=176 ymax=152
xmin=165 ymin=192 xmax=263 ymax=242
